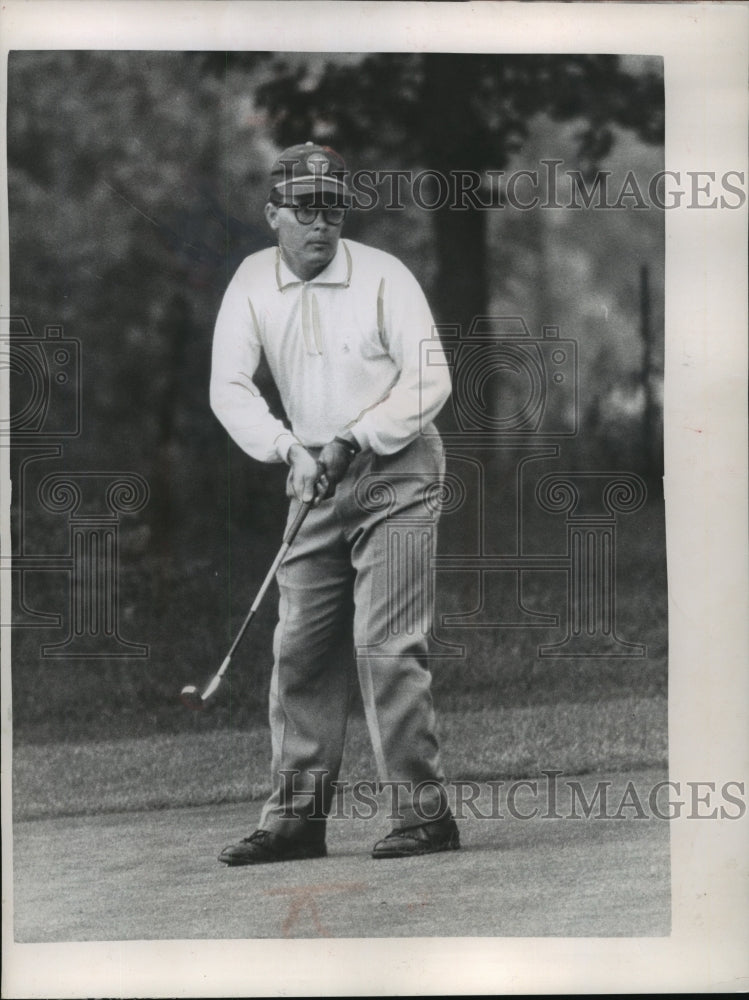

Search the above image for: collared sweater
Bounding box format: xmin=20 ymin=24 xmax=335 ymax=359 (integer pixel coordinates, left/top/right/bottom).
xmin=210 ymin=239 xmax=452 ymax=462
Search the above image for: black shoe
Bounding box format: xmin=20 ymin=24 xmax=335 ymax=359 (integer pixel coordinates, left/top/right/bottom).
xmin=371 ymin=815 xmax=460 ymax=859
xmin=218 ymin=829 xmax=327 ymax=866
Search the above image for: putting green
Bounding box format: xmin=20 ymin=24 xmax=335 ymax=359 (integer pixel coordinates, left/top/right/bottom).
xmin=12 ymin=768 xmax=670 ymax=941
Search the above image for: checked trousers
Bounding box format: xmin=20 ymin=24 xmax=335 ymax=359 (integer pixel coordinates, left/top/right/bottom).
xmin=258 ymin=432 xmax=449 ymax=841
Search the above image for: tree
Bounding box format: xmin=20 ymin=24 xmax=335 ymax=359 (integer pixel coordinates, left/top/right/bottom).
xmin=254 ymin=53 xmax=663 ymax=327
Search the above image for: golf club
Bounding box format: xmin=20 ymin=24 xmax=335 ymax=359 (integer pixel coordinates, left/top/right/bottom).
xmin=180 ymin=499 xmax=313 ymax=710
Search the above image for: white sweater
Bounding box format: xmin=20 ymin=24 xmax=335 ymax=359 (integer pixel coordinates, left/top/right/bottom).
xmin=210 ymin=238 xmax=452 ymax=462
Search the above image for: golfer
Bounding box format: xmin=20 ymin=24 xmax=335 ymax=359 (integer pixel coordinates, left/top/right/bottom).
xmin=210 ymin=142 xmax=459 ymax=864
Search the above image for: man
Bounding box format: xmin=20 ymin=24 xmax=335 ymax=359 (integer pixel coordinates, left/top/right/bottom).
xmin=210 ymin=141 xmax=458 ymax=864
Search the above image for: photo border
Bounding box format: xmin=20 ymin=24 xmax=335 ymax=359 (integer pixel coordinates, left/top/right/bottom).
xmin=2 ymin=2 xmax=747 ymax=996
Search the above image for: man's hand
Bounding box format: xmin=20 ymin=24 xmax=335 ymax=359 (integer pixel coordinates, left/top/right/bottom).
xmin=286 ymin=444 xmax=324 ymax=505
xmin=287 ymin=436 xmax=359 ymax=506
xmin=316 ymin=437 xmax=358 ymax=501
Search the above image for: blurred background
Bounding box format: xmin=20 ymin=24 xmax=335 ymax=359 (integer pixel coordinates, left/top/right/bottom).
xmin=6 ymin=51 xmax=666 ymax=743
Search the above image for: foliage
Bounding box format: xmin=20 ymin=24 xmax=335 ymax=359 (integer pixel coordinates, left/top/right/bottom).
xmin=255 ymin=53 xmax=663 ymax=322
xmin=256 ymin=53 xmax=663 ymax=170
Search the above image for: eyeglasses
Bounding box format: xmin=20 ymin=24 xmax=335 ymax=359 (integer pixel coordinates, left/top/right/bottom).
xmin=275 ymin=203 xmax=347 ymax=226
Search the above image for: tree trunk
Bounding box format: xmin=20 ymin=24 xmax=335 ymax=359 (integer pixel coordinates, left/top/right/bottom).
xmin=430 ymin=204 xmax=488 ymax=331
xmin=420 ymin=54 xmax=491 ymax=329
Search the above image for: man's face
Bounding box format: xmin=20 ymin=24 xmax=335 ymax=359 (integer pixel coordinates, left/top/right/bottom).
xmin=265 ymin=195 xmax=345 ymax=281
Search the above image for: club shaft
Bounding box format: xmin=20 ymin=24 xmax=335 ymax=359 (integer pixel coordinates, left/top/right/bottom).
xmin=205 ymin=500 xmax=312 ymax=691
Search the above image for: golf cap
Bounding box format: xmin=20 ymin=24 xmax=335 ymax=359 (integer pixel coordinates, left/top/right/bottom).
xmin=270 ymin=141 xmax=350 ymax=204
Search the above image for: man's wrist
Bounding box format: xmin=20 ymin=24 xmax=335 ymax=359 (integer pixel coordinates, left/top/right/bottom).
xmin=344 ymin=422 xmax=370 ymax=454
xmin=276 ymin=433 xmax=303 ymax=464
xmin=337 ymin=427 xmax=363 ymax=451
xmin=333 ymin=434 xmax=361 ymax=459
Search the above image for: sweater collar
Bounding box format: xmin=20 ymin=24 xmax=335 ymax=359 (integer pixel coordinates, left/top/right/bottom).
xmin=275 ymin=241 xmax=352 ymax=290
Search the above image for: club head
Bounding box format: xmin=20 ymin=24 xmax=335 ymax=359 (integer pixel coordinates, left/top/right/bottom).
xmin=180 ymin=684 xmax=204 ymax=711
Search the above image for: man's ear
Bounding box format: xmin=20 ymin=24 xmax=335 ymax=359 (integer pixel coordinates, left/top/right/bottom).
xmin=265 ymin=202 xmax=280 ymax=231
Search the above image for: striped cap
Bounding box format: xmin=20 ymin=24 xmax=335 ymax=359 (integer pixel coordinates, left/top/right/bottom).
xmin=269 ymin=141 xmax=350 ymax=203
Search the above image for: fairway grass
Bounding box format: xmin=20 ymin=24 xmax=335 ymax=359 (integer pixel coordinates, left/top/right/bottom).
xmin=13 ymin=695 xmax=667 ymax=821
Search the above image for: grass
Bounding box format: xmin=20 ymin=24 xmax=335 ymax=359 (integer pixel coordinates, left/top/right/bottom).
xmin=11 ymin=496 xmax=667 ymax=744
xmin=12 ymin=694 xmax=667 ymax=821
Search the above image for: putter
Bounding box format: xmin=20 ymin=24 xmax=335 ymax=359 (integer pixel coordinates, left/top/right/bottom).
xmin=180 ymin=499 xmax=313 ymax=710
